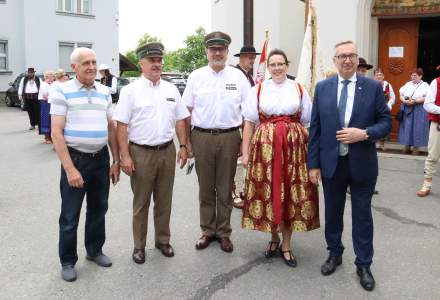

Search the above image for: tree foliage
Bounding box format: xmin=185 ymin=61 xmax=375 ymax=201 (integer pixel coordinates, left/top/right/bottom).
xmin=121 ymin=28 xmax=207 ymax=76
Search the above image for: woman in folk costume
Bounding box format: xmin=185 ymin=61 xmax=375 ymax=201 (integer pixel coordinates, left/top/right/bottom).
xmin=398 ymin=68 xmax=430 ymax=155
xmin=241 ymin=49 xmax=320 ymax=268
xmin=374 ymin=68 xmax=396 ymax=151
xmin=38 ymin=70 xmax=55 ymax=143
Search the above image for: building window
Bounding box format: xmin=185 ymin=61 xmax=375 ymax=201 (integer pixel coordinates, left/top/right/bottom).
xmin=59 ymin=42 xmax=93 ymax=70
xmin=78 ymin=0 xmax=91 ymax=14
xmin=59 ymin=42 xmax=75 ymax=71
xmin=77 ymin=43 xmax=92 ymax=49
xmin=0 ymin=41 xmax=8 ymax=71
xmin=57 ymin=0 xmax=92 ymax=15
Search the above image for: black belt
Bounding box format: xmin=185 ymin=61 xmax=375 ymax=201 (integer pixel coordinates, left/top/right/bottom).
xmin=129 ymin=140 xmax=173 ymax=150
xmin=68 ymin=146 xmax=107 ymax=158
xmin=193 ymin=126 xmax=240 ymax=135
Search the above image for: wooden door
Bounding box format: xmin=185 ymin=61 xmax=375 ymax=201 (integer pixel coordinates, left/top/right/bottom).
xmin=378 ymin=18 xmax=419 ymax=141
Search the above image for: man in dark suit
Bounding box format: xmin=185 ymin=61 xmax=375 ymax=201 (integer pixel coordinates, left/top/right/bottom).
xmin=307 ymin=41 xmax=391 ymax=291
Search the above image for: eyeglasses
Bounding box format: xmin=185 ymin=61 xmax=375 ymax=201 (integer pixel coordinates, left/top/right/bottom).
xmin=268 ymin=62 xmax=286 ymax=68
xmin=334 ymin=54 xmax=358 ymax=61
xmin=208 ymin=47 xmax=227 ymax=53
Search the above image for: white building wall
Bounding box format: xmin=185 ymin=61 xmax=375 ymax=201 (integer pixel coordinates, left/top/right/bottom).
xmin=211 ymin=0 xmax=243 ymax=65
xmin=211 ymin=0 xmax=378 ymax=79
xmin=0 ymin=0 xmax=119 ymax=91
xmin=0 ymin=0 xmax=25 ymax=90
xmin=211 ymin=0 xmax=306 ymax=76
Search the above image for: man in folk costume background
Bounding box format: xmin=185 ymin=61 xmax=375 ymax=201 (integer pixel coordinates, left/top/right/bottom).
xmin=232 ymin=45 xmax=260 ymax=209
xmin=19 ymin=67 xmax=41 ymax=130
xmin=417 ymin=65 xmax=440 ymax=197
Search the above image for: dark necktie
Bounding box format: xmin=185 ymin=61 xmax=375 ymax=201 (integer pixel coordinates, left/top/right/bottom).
xmin=338 ymin=79 xmax=350 ymax=128
xmin=338 ymin=79 xmax=350 ymax=156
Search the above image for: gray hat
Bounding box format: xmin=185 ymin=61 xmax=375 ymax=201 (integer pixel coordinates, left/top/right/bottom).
xmin=204 ymin=31 xmax=231 ymax=47
xmin=136 ymin=42 xmax=164 ymax=59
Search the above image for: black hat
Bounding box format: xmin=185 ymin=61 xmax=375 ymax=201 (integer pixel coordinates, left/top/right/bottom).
xmin=358 ymin=57 xmax=373 ymax=70
xmin=233 ymin=45 xmax=260 ymax=57
xmin=205 ymin=31 xmax=231 ymax=47
xmin=136 ymin=42 xmax=164 ymax=59
xmin=27 ymin=67 xmax=35 ymax=73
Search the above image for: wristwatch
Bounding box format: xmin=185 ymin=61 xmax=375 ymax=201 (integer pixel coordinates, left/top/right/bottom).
xmin=179 ymin=144 xmax=187 ymax=149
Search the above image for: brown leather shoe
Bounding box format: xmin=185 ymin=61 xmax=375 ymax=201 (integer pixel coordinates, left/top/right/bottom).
xmin=132 ymin=248 xmax=145 ymax=264
xmin=155 ymin=243 xmax=174 ymax=257
xmin=195 ymin=235 xmax=216 ymax=250
xmin=219 ymin=237 xmax=234 ymax=253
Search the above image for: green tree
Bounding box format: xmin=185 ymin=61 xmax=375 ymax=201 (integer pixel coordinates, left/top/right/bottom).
xmin=121 ymin=29 xmax=207 ymax=76
xmin=177 ymin=27 xmax=208 ymax=73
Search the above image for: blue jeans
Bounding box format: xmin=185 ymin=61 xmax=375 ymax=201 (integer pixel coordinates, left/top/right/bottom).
xmin=58 ymin=146 xmax=110 ymax=266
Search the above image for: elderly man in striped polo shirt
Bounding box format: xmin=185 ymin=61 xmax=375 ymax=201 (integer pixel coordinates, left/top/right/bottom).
xmin=50 ymin=47 xmax=120 ymax=282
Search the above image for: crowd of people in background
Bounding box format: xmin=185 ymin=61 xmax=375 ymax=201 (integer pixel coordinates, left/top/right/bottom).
xmin=18 ymin=68 xmax=70 ymax=144
xmin=10 ymin=30 xmax=440 ymax=293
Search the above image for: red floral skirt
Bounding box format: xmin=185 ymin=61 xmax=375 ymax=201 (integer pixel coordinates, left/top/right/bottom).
xmin=242 ymin=120 xmax=320 ymax=233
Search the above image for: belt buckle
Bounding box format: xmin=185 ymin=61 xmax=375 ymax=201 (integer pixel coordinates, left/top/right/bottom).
xmin=211 ymin=129 xmax=221 ymax=135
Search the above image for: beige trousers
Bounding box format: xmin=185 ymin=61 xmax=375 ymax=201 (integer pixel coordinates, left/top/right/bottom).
xmin=129 ymin=142 xmax=176 ymax=249
xmin=191 ymin=129 xmax=241 ymax=238
xmin=424 ymin=122 xmax=440 ymax=179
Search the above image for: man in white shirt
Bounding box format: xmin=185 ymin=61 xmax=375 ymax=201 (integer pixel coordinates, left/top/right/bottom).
xmin=18 ymin=67 xmax=41 ymax=130
xmin=113 ymin=42 xmax=189 ymax=264
xmin=182 ymin=31 xmax=250 ymax=253
xmin=417 ymin=67 xmax=440 ymax=197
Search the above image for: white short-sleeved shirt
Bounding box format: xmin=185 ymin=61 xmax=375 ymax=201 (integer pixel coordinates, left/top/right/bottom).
xmin=112 ymin=75 xmax=189 ymax=146
xmin=423 ymin=78 xmax=440 ymax=115
xmin=243 ymin=78 xmax=312 ymax=127
xmin=49 ymin=78 xmax=113 ymax=153
xmin=38 ymin=81 xmax=51 ymax=100
xmin=182 ymin=65 xmax=250 ymax=129
xmin=399 ymin=81 xmax=430 ymax=100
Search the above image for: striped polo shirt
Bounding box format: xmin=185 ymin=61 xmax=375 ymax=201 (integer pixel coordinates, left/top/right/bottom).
xmin=49 ymin=78 xmax=112 ymax=153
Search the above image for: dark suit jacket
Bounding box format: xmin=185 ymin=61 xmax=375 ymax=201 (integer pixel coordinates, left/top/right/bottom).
xmin=307 ymin=75 xmax=392 ymax=181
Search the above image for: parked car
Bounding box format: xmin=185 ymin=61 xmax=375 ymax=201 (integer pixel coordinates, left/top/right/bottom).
xmin=161 ymin=72 xmax=186 ymax=95
xmin=116 ymin=77 xmax=130 ymax=101
xmin=5 ymin=73 xmax=44 ymax=110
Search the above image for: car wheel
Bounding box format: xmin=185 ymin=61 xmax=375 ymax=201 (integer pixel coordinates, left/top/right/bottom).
xmin=5 ymin=95 xmax=15 ymax=107
xmin=20 ymin=99 xmax=26 ymax=110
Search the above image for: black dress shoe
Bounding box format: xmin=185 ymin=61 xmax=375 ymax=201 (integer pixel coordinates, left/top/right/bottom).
xmin=279 ymin=248 xmax=297 ymax=268
xmin=357 ymin=266 xmax=375 ymax=291
xmin=321 ymin=255 xmax=342 ymax=275
xmin=264 ymin=240 xmax=280 ymax=258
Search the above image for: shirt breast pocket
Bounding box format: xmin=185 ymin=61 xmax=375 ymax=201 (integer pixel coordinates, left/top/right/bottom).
xmin=194 ymin=87 xmax=212 ymax=107
xmin=133 ymin=103 xmax=155 ymax=120
xmin=223 ymin=88 xmax=241 ymax=105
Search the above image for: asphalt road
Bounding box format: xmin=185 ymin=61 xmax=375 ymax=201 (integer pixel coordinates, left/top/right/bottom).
xmin=0 ymin=104 xmax=439 ymax=300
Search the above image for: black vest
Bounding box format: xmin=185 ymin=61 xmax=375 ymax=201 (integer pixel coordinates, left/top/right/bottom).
xmin=21 ymin=76 xmax=41 ymax=95
xmin=101 ymin=74 xmax=118 ymax=102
